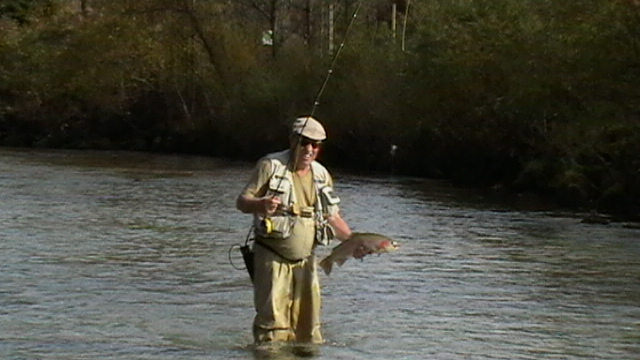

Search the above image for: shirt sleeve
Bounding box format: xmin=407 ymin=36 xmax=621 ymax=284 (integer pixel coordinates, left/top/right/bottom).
xmin=240 ymin=158 xmax=272 ymax=198
xmin=323 ymin=172 xmax=341 ymax=216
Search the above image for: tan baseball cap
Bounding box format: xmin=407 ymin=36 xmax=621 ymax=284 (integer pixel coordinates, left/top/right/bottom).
xmin=292 ymin=116 xmax=326 ymax=141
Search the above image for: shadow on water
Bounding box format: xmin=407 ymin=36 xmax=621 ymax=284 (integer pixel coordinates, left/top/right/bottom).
xmin=250 ymin=343 xmax=320 ymax=360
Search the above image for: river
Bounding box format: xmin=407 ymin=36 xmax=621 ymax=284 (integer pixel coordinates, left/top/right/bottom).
xmin=1 ymin=148 xmax=639 ymax=360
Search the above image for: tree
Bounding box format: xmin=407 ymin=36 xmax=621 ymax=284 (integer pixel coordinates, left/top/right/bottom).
xmin=0 ymin=0 xmax=53 ymax=23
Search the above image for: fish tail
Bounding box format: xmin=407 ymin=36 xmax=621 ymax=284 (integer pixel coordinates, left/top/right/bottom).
xmin=319 ymin=258 xmax=333 ymax=275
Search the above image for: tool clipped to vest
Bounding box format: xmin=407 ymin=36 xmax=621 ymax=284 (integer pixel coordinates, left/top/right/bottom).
xmin=258 ymin=204 xmax=297 ymax=235
xmin=261 ymin=217 xmax=274 ymax=234
xmin=258 ymin=203 xmax=285 ymax=236
xmin=256 ymin=202 xmax=316 ymax=239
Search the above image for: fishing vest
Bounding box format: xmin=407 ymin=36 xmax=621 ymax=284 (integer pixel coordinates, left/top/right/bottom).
xmin=253 ymin=150 xmax=340 ymax=246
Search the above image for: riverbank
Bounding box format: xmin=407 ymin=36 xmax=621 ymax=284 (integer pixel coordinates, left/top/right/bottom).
xmin=1 ymin=0 xmax=639 ymax=219
xmin=1 ymin=135 xmax=638 ymax=224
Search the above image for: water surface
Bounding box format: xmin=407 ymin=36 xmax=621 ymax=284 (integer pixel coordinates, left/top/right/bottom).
xmin=1 ymin=148 xmax=638 ymax=360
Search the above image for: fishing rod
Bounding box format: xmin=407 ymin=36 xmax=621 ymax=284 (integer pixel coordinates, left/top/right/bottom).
xmin=232 ymin=2 xmax=363 ymax=279
xmin=288 ymin=1 xmax=363 ymax=173
xmin=269 ymin=1 xmax=363 ymax=217
xmin=307 ymin=1 xmax=362 ymax=120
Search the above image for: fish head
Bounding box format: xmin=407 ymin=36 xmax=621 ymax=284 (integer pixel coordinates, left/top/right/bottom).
xmin=378 ymin=240 xmax=400 ymax=253
xmin=349 ymin=232 xmax=400 ymax=254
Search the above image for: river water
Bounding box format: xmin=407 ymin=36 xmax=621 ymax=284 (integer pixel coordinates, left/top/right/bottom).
xmin=1 ymin=148 xmax=639 ymax=360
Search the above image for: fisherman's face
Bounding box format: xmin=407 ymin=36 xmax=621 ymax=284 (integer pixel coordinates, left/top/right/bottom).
xmin=292 ymin=136 xmax=322 ymax=170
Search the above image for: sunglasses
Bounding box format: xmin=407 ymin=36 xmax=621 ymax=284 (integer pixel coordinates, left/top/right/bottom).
xmin=299 ymin=138 xmax=323 ymax=148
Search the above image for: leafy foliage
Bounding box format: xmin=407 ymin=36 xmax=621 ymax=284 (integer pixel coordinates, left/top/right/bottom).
xmin=1 ymin=0 xmax=639 ymax=216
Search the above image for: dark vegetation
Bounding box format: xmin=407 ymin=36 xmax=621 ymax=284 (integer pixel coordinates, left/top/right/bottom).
xmin=1 ymin=0 xmax=639 ymax=218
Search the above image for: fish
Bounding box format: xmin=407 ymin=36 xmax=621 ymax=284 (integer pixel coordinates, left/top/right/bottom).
xmin=318 ymin=232 xmax=400 ymax=275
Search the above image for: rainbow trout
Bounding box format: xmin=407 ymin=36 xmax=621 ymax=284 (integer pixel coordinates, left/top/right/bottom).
xmin=319 ymin=232 xmax=399 ymax=275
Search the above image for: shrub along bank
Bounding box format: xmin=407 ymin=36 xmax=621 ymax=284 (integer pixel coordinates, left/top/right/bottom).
xmin=1 ymin=0 xmax=639 ymax=218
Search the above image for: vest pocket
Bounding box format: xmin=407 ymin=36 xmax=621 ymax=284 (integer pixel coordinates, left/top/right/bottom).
xmin=268 ymin=174 xmax=290 ymax=196
xmin=254 ymin=214 xmax=297 ymax=239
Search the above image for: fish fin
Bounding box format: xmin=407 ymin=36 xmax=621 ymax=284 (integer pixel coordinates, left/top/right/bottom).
xmin=335 ymin=257 xmax=348 ymax=267
xmin=319 ymin=258 xmax=333 ymax=275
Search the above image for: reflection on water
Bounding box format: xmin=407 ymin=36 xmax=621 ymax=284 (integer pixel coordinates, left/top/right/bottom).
xmin=1 ymin=148 xmax=639 ymax=360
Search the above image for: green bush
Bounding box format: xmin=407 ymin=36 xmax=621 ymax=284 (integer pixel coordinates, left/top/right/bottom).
xmin=1 ymin=0 xmax=639 ymax=216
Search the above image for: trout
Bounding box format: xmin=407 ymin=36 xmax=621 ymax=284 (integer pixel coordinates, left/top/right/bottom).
xmin=319 ymin=232 xmax=399 ymax=275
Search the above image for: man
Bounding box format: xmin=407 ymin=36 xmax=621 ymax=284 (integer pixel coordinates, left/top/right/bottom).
xmin=236 ymin=116 xmax=353 ymax=344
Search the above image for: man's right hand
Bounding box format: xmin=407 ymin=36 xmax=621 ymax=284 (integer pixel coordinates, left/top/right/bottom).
xmin=262 ymin=196 xmax=281 ymax=215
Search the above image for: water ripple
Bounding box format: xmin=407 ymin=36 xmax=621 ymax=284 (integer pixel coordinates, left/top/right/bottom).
xmin=1 ymin=149 xmax=639 ymax=360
